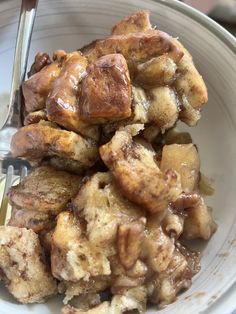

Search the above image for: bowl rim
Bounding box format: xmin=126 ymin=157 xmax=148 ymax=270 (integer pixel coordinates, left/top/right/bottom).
xmin=0 ymin=1 xmax=235 ymax=313
xmin=154 ymin=0 xmax=236 ymax=54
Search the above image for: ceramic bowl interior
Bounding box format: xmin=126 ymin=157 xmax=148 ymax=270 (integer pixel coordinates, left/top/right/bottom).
xmin=0 ymin=0 xmax=236 ymax=313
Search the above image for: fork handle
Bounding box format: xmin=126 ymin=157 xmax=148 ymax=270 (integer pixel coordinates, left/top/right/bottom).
xmin=4 ymin=0 xmax=38 ymax=128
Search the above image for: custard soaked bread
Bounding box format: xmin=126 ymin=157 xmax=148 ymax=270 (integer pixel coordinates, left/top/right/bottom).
xmin=100 ymin=129 xmax=182 ymax=213
xmin=0 ymin=226 xmax=57 ymax=303
xmin=8 ymin=166 xmax=81 ymax=214
xmin=11 ymin=121 xmax=98 ymax=172
xmin=80 ymin=54 xmax=132 ymax=123
xmin=4 ymin=10 xmax=217 ymax=313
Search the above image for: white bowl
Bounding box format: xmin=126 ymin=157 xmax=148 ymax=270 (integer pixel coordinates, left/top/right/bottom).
xmin=0 ymin=0 xmax=236 ymax=313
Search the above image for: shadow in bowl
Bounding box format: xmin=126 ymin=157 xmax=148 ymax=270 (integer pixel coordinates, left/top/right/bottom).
xmin=0 ymin=283 xmax=19 ymax=304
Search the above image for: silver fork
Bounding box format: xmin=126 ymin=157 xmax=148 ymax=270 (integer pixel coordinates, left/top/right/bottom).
xmin=0 ymin=0 xmax=38 ymax=225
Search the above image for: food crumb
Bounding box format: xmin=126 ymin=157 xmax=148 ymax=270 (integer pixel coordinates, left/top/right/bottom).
xmin=229 ymin=239 xmax=236 ymax=246
xmin=195 ymin=292 xmax=205 ymax=298
xmin=217 ymin=252 xmax=229 ymax=258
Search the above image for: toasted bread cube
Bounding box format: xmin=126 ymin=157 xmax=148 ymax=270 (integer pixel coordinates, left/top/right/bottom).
xmin=10 ymin=121 xmax=98 ymax=168
xmin=174 ymin=39 xmax=208 ymax=110
xmin=8 ymin=208 xmax=54 ymax=233
xmin=161 ymin=144 xmax=200 ymax=193
xmin=0 ymin=226 xmax=57 ymax=303
xmin=51 ymin=211 xmax=111 ymax=282
xmin=73 ymin=172 xmax=144 ymax=248
xmin=49 ymin=156 xmax=90 ymax=175
xmin=81 ymin=30 xmax=183 ymax=66
xmin=8 ymin=166 xmax=81 ymax=215
xmin=183 ymin=198 xmax=217 ymax=240
xmin=80 ymin=54 xmax=131 ymax=123
xmin=46 ymin=51 xmax=99 ymax=140
xmin=101 ymin=86 xmax=149 ymax=138
xmin=100 ymin=130 xmax=182 ymax=213
xmin=112 ymin=10 xmax=152 ymax=35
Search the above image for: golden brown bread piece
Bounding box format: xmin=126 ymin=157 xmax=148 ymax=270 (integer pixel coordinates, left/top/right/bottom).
xmin=112 ymin=10 xmax=152 ymax=35
xmin=48 ymin=156 xmax=91 ymax=174
xmin=174 ymin=39 xmax=208 ymax=110
xmin=100 ymin=130 xmax=182 ymax=213
xmin=51 ymin=211 xmax=111 ymax=281
xmin=73 ymin=172 xmax=144 ymax=248
xmin=46 ymin=51 xmax=99 ymax=140
xmin=22 ymin=52 xmax=64 ymax=112
xmin=81 ymin=30 xmax=183 ymax=66
xmin=80 ymin=54 xmax=132 ymax=123
xmin=172 ymin=40 xmax=208 ymax=126
xmin=101 ymin=86 xmax=149 ymax=138
xmin=8 ymin=166 xmax=81 ymax=215
xmin=160 ymin=144 xmax=200 ymax=193
xmin=10 ymin=121 xmax=98 ymax=168
xmin=8 ymin=208 xmax=55 ymax=233
xmin=0 ymin=226 xmax=57 ymax=303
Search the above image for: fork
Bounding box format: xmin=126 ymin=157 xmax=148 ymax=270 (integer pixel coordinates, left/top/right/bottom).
xmin=0 ymin=0 xmax=38 ymax=225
